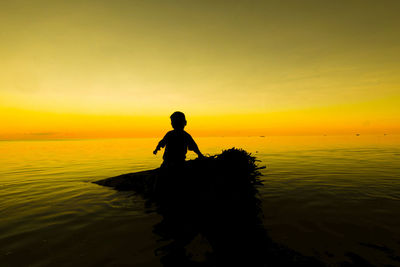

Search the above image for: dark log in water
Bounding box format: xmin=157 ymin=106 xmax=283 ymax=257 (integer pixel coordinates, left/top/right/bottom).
xmin=94 ymin=169 xmax=159 ymax=193
xmin=94 ymin=148 xmax=263 ymax=200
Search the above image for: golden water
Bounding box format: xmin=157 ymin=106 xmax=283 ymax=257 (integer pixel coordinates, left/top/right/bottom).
xmin=1 ymin=136 xmax=399 ymax=266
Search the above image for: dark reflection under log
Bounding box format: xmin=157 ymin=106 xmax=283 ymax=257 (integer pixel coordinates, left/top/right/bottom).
xmin=95 ymin=148 xmax=323 ymax=266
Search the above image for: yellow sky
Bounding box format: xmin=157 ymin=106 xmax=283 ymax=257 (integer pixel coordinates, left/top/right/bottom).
xmin=1 ymin=0 xmax=399 ymax=139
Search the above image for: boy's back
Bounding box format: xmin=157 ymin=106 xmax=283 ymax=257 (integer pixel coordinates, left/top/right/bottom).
xmin=160 ymin=130 xmax=196 ymax=163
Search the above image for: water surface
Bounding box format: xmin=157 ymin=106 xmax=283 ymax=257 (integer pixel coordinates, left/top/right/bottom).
xmin=1 ymin=136 xmax=399 ymax=266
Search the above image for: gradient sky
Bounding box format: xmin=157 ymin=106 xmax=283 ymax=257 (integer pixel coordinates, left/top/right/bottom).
xmin=1 ymin=0 xmax=399 ymax=139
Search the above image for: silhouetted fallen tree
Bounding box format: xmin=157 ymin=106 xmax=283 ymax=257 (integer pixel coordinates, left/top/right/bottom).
xmin=94 ymin=148 xmax=263 ymax=200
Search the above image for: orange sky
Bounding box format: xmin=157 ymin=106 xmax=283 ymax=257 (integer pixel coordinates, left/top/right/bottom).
xmin=1 ymin=0 xmax=399 ymax=140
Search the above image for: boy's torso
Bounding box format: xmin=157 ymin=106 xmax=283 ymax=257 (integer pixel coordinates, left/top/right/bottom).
xmin=163 ymin=130 xmax=194 ymax=162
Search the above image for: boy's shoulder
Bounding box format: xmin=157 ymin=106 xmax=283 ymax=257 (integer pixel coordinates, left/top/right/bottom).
xmin=165 ymin=130 xmax=192 ymax=137
xmin=164 ymin=130 xmax=181 ymax=137
xmin=183 ymin=130 xmax=192 ymax=136
xmin=183 ymin=130 xmax=194 ymax=139
xmin=163 ymin=130 xmax=174 ymax=138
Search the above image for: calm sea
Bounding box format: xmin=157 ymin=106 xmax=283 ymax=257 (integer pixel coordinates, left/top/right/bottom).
xmin=1 ymin=136 xmax=400 ymax=266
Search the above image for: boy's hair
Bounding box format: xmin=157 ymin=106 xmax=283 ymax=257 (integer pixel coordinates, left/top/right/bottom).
xmin=170 ymin=111 xmax=186 ymax=129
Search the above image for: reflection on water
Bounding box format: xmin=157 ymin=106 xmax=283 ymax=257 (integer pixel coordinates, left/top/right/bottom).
xmin=1 ymin=136 xmax=400 ymax=266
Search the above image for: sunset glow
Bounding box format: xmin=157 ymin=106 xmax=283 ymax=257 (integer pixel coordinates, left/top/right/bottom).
xmin=1 ymin=0 xmax=399 ymax=139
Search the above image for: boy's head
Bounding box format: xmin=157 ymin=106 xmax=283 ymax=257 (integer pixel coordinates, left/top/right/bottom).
xmin=170 ymin=111 xmax=187 ymax=130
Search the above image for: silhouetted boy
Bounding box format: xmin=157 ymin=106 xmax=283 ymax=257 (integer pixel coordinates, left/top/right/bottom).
xmin=153 ymin=111 xmax=203 ymax=168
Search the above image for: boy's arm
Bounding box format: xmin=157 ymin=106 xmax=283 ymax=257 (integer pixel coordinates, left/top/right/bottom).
xmin=188 ymin=135 xmax=204 ymax=158
xmin=153 ymin=135 xmax=167 ymax=155
xmin=193 ymin=144 xmax=204 ymax=158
